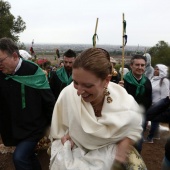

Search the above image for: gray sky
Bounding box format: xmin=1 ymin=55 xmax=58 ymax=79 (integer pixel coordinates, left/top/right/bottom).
xmin=8 ymin=0 xmax=170 ymax=46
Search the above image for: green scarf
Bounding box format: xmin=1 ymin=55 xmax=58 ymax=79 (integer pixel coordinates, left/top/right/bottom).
xmin=124 ymin=71 xmax=147 ymax=96
xmin=56 ymin=67 xmax=72 ymax=85
xmin=5 ymin=66 xmax=50 ymax=89
xmin=5 ymin=60 xmax=50 ymax=108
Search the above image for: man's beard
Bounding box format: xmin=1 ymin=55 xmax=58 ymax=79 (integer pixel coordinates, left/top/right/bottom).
xmin=65 ymin=66 xmax=72 ymax=72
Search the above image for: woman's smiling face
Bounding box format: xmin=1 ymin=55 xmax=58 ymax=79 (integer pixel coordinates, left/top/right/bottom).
xmin=72 ymin=68 xmax=110 ymax=105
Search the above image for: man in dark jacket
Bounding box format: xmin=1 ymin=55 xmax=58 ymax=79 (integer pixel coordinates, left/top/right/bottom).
xmin=119 ymin=54 xmax=152 ymax=153
xmin=50 ymin=49 xmax=76 ymax=101
xmin=0 ymin=37 xmax=55 ymax=170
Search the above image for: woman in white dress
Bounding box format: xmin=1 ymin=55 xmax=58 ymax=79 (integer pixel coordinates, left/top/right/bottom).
xmin=49 ymin=48 xmax=145 ymax=170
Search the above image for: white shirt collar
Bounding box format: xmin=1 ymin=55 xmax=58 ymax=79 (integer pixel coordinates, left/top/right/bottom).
xmin=14 ymin=58 xmax=22 ymax=74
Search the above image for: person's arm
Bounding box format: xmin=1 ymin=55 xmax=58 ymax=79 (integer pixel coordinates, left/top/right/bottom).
xmin=115 ymin=137 xmax=134 ymax=163
xmin=149 ymin=109 xmax=170 ymax=123
xmin=160 ymin=79 xmax=169 ymax=99
xmin=147 ymin=97 xmax=170 ymax=122
xmin=141 ymin=79 xmax=152 ymax=110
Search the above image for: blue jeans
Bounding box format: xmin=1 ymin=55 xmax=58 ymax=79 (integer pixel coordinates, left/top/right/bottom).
xmin=148 ymin=121 xmax=159 ymax=139
xmin=13 ymin=140 xmax=41 ymax=170
xmin=134 ymin=117 xmax=147 ymax=153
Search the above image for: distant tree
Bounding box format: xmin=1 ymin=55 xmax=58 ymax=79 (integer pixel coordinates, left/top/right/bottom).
xmin=148 ymin=41 xmax=170 ymax=67
xmin=17 ymin=41 xmax=26 ymax=50
xmin=0 ymin=0 xmax=26 ymax=42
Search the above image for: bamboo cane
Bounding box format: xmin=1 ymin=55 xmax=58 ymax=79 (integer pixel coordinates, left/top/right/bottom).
xmin=121 ymin=13 xmax=125 ymax=81
xmin=93 ymin=18 xmax=99 ymax=48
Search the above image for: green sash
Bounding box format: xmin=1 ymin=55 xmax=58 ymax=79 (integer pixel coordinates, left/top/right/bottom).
xmin=124 ymin=71 xmax=147 ymax=96
xmin=56 ymin=67 xmax=72 ymax=85
xmin=5 ymin=66 xmax=50 ymax=89
xmin=5 ymin=60 xmax=50 ymax=108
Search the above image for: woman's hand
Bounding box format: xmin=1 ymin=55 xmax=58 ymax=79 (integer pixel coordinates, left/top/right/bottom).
xmin=61 ymin=133 xmax=74 ymax=149
xmin=115 ymin=137 xmax=133 ymax=163
xmin=118 ymin=80 xmax=124 ymax=87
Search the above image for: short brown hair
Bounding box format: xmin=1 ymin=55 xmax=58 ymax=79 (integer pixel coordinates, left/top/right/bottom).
xmin=130 ymin=54 xmax=147 ymax=65
xmin=0 ymin=37 xmax=19 ymax=56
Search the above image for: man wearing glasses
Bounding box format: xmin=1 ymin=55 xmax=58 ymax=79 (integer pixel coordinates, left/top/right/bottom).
xmin=0 ymin=37 xmax=55 ymax=170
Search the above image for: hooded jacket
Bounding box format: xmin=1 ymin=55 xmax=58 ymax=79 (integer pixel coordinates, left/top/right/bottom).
xmin=151 ymin=64 xmax=169 ymax=104
xmin=143 ymin=53 xmax=154 ymax=80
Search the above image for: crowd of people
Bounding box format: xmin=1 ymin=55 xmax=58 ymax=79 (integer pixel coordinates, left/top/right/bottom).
xmin=0 ymin=37 xmax=170 ymax=170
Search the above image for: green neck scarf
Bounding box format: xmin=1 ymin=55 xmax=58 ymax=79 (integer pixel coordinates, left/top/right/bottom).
xmin=124 ymin=71 xmax=147 ymax=96
xmin=5 ymin=66 xmax=50 ymax=89
xmin=5 ymin=60 xmax=50 ymax=108
xmin=56 ymin=67 xmax=72 ymax=85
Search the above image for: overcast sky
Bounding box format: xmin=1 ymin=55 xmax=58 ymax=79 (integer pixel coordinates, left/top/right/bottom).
xmin=8 ymin=0 xmax=170 ymax=47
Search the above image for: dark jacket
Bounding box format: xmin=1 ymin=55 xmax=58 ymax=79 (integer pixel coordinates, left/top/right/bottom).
xmin=124 ymin=77 xmax=152 ymax=111
xmin=49 ymin=70 xmax=72 ymax=101
xmin=165 ymin=137 xmax=170 ymax=161
xmin=146 ymin=96 xmax=170 ymax=122
xmin=0 ymin=60 xmax=55 ymax=146
xmin=110 ymin=71 xmax=120 ymax=84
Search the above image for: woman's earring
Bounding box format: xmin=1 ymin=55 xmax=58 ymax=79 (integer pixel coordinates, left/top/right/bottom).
xmin=104 ymin=87 xmax=112 ymax=103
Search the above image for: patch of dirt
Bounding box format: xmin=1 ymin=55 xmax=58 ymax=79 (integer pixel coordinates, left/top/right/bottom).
xmin=141 ymin=123 xmax=169 ymax=170
xmin=0 ymin=124 xmax=169 ymax=170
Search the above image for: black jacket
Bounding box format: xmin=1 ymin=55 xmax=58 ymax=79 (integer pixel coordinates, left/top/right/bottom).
xmin=49 ymin=70 xmax=72 ymax=101
xmin=146 ymin=96 xmax=170 ymax=122
xmin=0 ymin=60 xmax=55 ymax=146
xmin=124 ymin=77 xmax=152 ymax=111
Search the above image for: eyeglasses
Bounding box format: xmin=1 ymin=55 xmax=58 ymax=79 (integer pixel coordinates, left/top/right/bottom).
xmin=0 ymin=56 xmax=8 ymax=64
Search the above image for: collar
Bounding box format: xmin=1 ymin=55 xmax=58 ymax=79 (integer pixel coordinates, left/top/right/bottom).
xmin=14 ymin=58 xmax=22 ymax=74
xmin=132 ymin=73 xmax=142 ymax=81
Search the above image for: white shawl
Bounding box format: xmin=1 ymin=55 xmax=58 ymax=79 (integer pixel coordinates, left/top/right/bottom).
xmin=50 ymin=82 xmax=143 ymax=170
xmin=50 ymin=82 xmax=143 ymax=150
